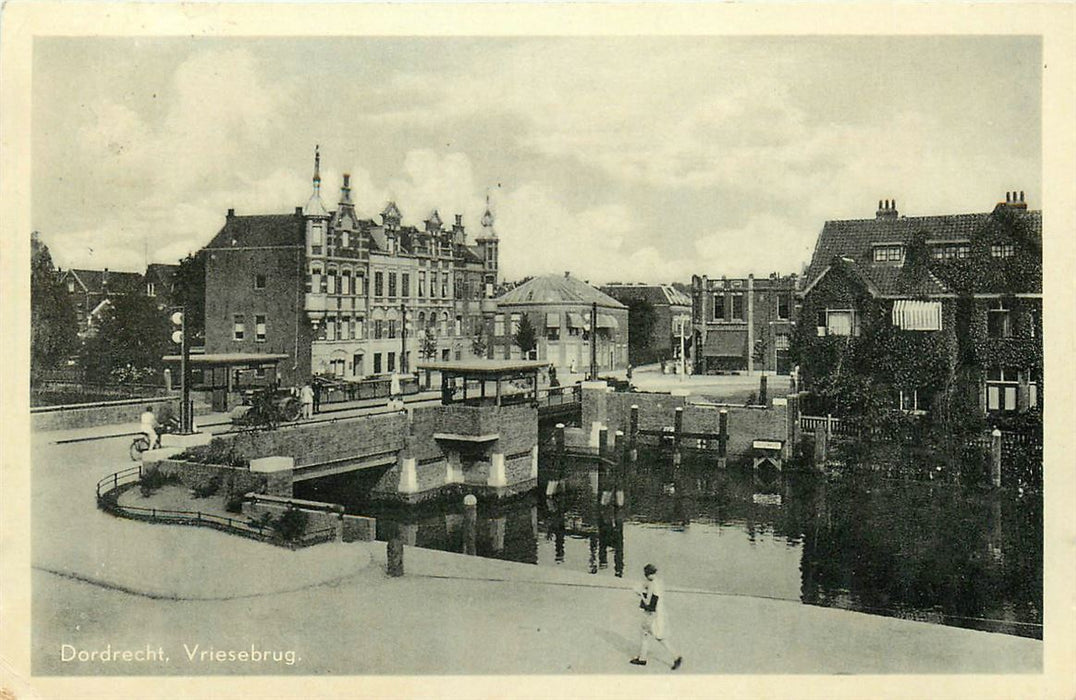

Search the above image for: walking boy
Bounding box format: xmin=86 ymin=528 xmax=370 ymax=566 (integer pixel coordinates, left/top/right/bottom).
xmin=631 ymin=563 xmax=682 ymax=670
xmin=300 ymin=383 xmax=314 ymax=420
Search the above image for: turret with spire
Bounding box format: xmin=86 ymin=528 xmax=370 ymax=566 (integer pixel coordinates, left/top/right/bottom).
xmin=304 ymin=145 xmax=330 ymax=262
xmin=475 ymin=190 xmax=500 ymax=292
xmin=303 ymin=145 xmax=330 ymax=219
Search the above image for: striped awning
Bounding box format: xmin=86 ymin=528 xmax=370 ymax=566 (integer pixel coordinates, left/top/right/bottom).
xmin=545 ymin=312 xmax=561 ymax=328
xmin=892 ymin=300 xmax=942 ymax=331
xmin=596 ymin=313 xmax=618 ymax=329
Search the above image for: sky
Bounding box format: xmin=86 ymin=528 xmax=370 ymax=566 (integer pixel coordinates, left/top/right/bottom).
xmin=31 ymin=36 xmax=1041 ymax=285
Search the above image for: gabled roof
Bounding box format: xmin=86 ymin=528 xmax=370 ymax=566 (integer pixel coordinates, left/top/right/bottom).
xmin=497 ymin=274 xmax=627 ymax=309
xmin=804 ymin=207 xmax=1041 ymax=296
xmin=144 ymin=263 xmax=179 ymax=285
xmin=61 ymin=268 xmax=143 ymax=295
xmin=204 ymin=213 xmax=305 ymax=250
xmin=600 ymin=284 xmax=691 ymax=308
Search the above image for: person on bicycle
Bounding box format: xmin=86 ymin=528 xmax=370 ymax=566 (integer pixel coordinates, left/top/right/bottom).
xmin=140 ymin=405 xmax=159 ymax=448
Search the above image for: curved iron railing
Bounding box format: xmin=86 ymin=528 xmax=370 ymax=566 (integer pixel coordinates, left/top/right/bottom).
xmin=95 ymin=466 xmax=336 ymax=549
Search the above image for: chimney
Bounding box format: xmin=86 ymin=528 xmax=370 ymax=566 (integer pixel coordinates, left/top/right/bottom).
xmin=227 ymin=208 xmax=235 ymax=218
xmin=876 ymin=198 xmax=898 ymax=219
xmin=564 ymin=271 xmax=570 ymax=278
xmin=999 ymin=191 xmax=1028 ymax=210
xmin=295 ymin=206 xmax=303 ymax=215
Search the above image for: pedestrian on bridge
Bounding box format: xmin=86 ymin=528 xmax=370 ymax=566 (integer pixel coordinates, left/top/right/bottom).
xmin=630 ymin=563 xmax=682 ymax=670
xmin=300 ymin=383 xmax=314 ymax=420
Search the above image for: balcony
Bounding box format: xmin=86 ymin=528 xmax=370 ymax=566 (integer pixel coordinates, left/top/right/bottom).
xmin=305 ymin=293 xmax=328 ymax=321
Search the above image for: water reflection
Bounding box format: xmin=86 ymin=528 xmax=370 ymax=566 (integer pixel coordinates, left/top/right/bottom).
xmin=294 ymin=448 xmax=1042 ymax=639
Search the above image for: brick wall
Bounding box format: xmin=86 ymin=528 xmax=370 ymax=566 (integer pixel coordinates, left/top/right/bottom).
xmin=341 ymin=514 xmax=376 ymax=542
xmin=241 ymin=500 xmax=341 ymax=540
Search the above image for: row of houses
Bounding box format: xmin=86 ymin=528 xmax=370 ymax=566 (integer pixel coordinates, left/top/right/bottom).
xmin=49 ymin=150 xmax=1043 ymax=419
xmin=58 ymin=263 xmax=179 ymax=338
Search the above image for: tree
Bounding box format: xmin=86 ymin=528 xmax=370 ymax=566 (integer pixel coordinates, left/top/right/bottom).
xmin=82 ymin=292 xmax=171 ymax=383
xmin=30 ymin=232 xmax=79 ymax=382
xmin=472 ymin=325 xmax=488 ymax=359
xmin=171 ymin=252 xmax=206 ymax=345
xmin=514 ymin=313 xmax=537 ymax=359
xmin=419 ymin=329 xmax=438 ymax=361
xmin=752 ymin=338 xmax=769 ymax=371
xmin=626 ymin=298 xmax=657 ymax=365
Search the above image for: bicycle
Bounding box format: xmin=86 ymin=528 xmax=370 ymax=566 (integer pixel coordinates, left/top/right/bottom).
xmin=129 ymin=417 xmax=179 ymax=461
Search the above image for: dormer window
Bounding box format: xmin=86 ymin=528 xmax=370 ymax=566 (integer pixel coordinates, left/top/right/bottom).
xmin=991 ymin=243 xmax=1014 ymax=259
xmin=873 ymin=245 xmax=904 ymax=263
xmin=931 ymin=241 xmax=970 ymax=260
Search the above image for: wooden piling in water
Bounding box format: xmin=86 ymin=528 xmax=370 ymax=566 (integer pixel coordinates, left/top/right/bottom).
xmin=629 ymin=405 xmax=639 ymax=463
xmin=718 ymin=409 xmax=728 ymax=469
xmin=991 ymin=428 xmax=1003 ymax=488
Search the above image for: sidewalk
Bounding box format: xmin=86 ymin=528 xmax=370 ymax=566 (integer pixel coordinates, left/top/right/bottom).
xmin=39 ymin=390 xmax=444 ymax=445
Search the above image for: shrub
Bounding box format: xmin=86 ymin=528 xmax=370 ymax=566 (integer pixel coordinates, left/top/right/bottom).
xmin=225 ymin=493 xmax=247 ymax=513
xmin=272 ymin=507 xmax=309 ymax=543
xmin=191 ymin=474 xmax=222 ymax=499
xmin=139 ymin=468 xmax=182 ymax=497
xmin=173 ymin=438 xmax=248 ymax=468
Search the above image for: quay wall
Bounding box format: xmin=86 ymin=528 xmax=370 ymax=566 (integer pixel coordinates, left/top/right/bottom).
xmin=582 ymin=386 xmax=798 ymax=459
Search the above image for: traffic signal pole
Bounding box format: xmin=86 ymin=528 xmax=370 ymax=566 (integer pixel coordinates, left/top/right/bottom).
xmin=171 ymin=306 xmax=192 ymax=434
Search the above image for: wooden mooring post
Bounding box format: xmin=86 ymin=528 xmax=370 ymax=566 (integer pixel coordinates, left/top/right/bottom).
xmin=673 ymin=407 xmax=683 ymax=466
xmin=629 ymin=405 xmax=639 ymax=463
xmin=717 ymin=409 xmax=728 ymax=469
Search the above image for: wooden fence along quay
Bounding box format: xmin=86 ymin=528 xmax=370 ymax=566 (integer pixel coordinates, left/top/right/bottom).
xmin=95 ymin=465 xmax=336 ymax=549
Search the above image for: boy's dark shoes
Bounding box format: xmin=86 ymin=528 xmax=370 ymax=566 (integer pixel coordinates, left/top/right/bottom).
xmin=672 ymin=656 xmax=683 ymax=670
xmin=629 ymin=658 xmax=647 ymax=666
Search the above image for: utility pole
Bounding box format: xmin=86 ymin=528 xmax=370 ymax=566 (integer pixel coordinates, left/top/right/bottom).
xmin=590 ymin=301 xmax=598 ymax=380
xmin=400 ymin=301 xmax=407 ymax=374
xmin=170 ymin=306 xmax=192 ymax=433
xmin=679 ymin=317 xmax=686 ymax=382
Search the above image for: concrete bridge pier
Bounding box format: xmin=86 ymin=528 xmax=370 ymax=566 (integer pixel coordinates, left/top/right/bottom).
xmin=488 ymin=452 xmax=507 ymax=488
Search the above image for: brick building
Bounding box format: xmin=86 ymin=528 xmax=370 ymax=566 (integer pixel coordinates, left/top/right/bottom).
xmin=794 ymin=193 xmax=1042 ymax=416
xmin=690 ymin=273 xmax=798 ymax=374
xmin=489 ymin=272 xmax=629 ymax=377
xmin=599 ymin=283 xmax=692 ymax=365
xmin=201 ymin=149 xmax=499 ymax=388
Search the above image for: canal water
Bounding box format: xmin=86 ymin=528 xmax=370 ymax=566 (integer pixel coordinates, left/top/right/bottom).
xmin=295 ymin=449 xmax=1042 ymax=640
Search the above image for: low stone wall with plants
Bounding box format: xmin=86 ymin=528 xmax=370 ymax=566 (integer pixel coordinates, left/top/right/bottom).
xmin=148 ymin=459 xmax=268 ymax=512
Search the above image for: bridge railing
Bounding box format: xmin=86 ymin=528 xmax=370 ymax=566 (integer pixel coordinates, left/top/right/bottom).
xmin=537 ymin=384 xmax=582 ymax=407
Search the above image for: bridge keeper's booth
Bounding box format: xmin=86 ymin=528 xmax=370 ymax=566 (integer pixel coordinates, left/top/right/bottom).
xmin=417 ymin=360 xmax=550 ymax=407
xmin=163 ymin=352 xmax=289 ymax=412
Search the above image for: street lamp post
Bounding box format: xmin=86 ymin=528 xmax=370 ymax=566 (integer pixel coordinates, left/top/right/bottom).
xmin=679 ymin=317 xmax=686 ymax=382
xmin=400 ymin=302 xmax=407 ymax=374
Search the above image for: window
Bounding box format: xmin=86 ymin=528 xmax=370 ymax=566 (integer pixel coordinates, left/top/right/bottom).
xmin=255 ymin=314 xmax=266 ymax=342
xmin=401 ymin=273 xmax=410 ymax=298
xmin=816 ymin=309 xmax=855 ymax=336
xmin=455 ymin=315 xmax=462 ymax=336
xmin=986 ymin=367 xmax=1019 ymax=412
xmin=373 ymin=353 xmax=382 ymax=374
xmin=872 ymin=245 xmax=904 ymax=262
xmin=991 ymin=244 xmax=1015 ymax=259
xmin=774 ymin=334 xmax=790 ymax=350
xmin=731 ymin=293 xmax=745 ymax=321
xmin=146 ymin=282 xmax=156 ymax=297
xmin=419 ymin=272 xmax=426 ymax=297
xmin=67 ymin=279 xmax=75 ymax=293
xmin=388 ymin=272 xmax=397 ymax=298
xmin=510 ymin=313 xmax=521 ymax=335
xmin=327 ymin=268 xmax=338 ymax=295
xmin=374 ymin=319 xmax=384 ymax=340
xmin=358 ymin=274 xmax=366 ymax=297
xmin=354 ymin=317 xmax=363 ymax=340
xmin=254 ymin=274 xmax=266 ymax=290
xmin=712 ymin=294 xmax=726 ymax=321
xmin=341 ymin=270 xmax=352 ymax=295
xmin=442 ymin=348 xmax=451 ymax=361
xmin=547 ymin=327 xmax=560 ymax=341
xmin=340 ymin=316 xmax=350 ymax=341
xmin=778 ymin=293 xmax=791 ymax=320
xmin=352 ymin=353 xmax=363 ymax=377
xmin=233 ymin=314 xmax=245 ymax=341
xmin=987 ymin=300 xmax=1011 ymax=338
xmin=932 ymin=243 xmax=971 ymax=260
xmin=494 ymin=314 xmax=505 ymax=337
xmin=441 ymin=275 xmax=448 ymax=298
xmin=308 ymin=265 xmax=323 ymax=294
xmin=441 ymin=312 xmax=449 ymax=337
xmin=326 ymin=316 xmax=337 ymax=341
xmin=430 ymin=272 xmax=438 ymax=298
xmin=388 ymin=320 xmax=397 ymax=339
xmin=387 ymin=352 xmax=396 ymax=373
xmin=1029 ymin=368 xmax=1039 ymax=409
xmin=374 ymin=271 xmax=384 ymax=297
xmin=898 ymin=389 xmax=923 ymax=413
